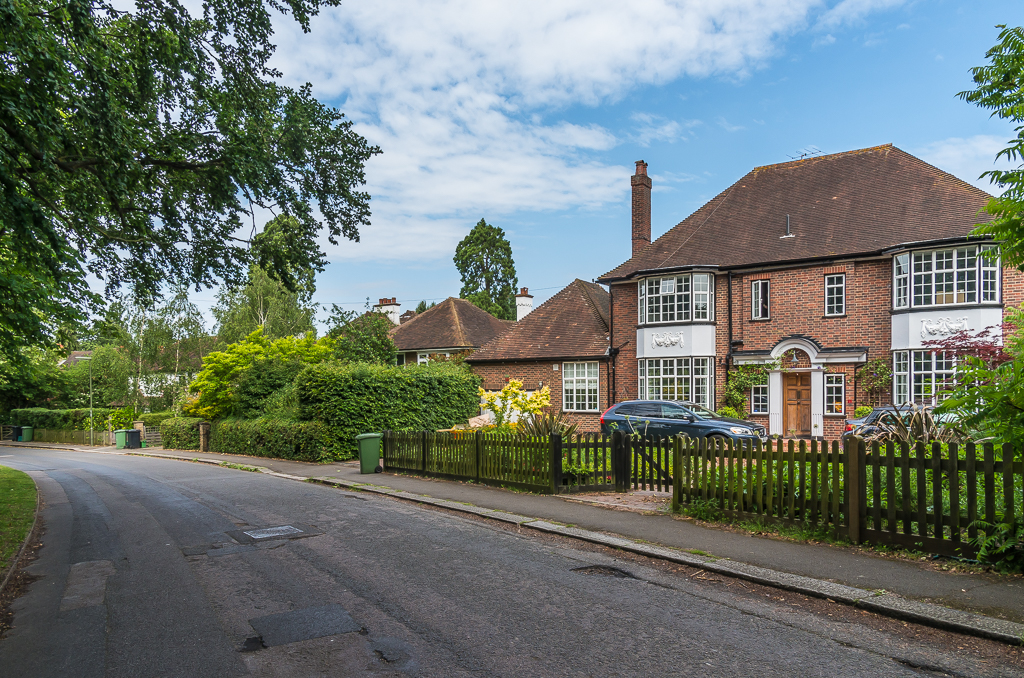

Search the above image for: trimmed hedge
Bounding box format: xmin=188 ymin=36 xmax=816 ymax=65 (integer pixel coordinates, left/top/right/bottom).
xmin=139 ymin=411 xmax=176 ymax=428
xmin=10 ymin=407 xmax=115 ymax=430
xmin=161 ymin=417 xmax=204 ymax=450
xmin=210 ymin=418 xmax=331 ymax=462
xmin=296 ymin=361 xmax=481 ymax=457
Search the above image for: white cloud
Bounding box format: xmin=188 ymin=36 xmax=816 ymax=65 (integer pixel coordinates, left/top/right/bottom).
xmin=914 ymin=135 xmax=1018 ymax=194
xmin=717 ymin=117 xmax=746 ymax=132
xmin=261 ymin=1 xmax=905 ymax=260
xmin=816 ymin=0 xmax=906 ymax=30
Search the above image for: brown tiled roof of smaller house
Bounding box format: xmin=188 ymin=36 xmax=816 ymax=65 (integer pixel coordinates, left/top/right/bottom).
xmin=390 ymin=297 xmax=512 ymax=351
xmin=468 ymin=280 xmax=610 ymax=362
xmin=599 ymin=144 xmax=995 ymax=282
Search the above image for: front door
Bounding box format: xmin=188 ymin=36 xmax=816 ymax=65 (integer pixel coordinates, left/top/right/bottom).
xmin=783 ymin=373 xmax=811 ymax=438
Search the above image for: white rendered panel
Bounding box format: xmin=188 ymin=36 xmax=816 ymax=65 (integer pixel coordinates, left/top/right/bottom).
xmin=768 ymin=371 xmax=783 ymax=436
xmin=890 ymin=307 xmax=1003 ymax=350
xmin=810 ymin=369 xmax=824 ymax=438
xmin=636 ymin=325 xmax=717 ymax=359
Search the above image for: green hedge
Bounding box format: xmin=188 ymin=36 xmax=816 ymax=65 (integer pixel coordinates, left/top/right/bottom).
xmin=138 ymin=411 xmax=176 ymax=428
xmin=161 ymin=417 xmax=204 ymax=450
xmin=296 ymin=361 xmax=481 ymax=457
xmin=10 ymin=407 xmax=115 ymax=430
xmin=210 ymin=418 xmax=331 ymax=462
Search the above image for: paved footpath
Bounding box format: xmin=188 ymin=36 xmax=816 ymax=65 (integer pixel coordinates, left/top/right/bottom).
xmin=5 ymin=441 xmax=1024 ymax=643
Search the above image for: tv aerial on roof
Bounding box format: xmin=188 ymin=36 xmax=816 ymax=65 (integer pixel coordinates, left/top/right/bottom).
xmin=787 ymin=146 xmax=823 ymax=160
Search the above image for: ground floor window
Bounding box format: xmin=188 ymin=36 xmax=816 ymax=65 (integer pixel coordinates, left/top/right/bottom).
xmin=893 ymin=350 xmax=954 ymax=405
xmin=750 ymin=384 xmax=769 ymax=414
xmin=638 ymin=357 xmax=713 ymax=408
xmin=563 ymin=362 xmax=599 ymax=411
xmin=825 ymin=374 xmax=845 ymax=414
xmin=417 ymin=351 xmax=450 ymax=364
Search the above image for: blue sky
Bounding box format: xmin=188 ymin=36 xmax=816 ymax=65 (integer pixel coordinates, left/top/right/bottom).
xmin=189 ymin=1 xmax=1022 ymax=327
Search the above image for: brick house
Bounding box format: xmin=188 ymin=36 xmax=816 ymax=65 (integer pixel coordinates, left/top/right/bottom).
xmin=389 ymin=296 xmax=513 ymax=365
xmin=467 ymin=279 xmax=610 ymax=431
xmin=597 ymin=144 xmax=1024 ymax=439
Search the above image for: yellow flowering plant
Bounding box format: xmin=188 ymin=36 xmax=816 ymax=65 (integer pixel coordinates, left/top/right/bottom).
xmin=479 ymin=379 xmax=550 ymax=431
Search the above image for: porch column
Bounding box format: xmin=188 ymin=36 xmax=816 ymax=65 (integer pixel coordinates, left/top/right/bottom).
xmin=810 ymin=368 xmax=824 ymax=439
xmin=768 ymin=370 xmax=782 ymax=436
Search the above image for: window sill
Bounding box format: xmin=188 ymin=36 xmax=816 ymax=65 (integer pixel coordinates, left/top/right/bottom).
xmin=824 ymin=413 xmax=848 ymax=418
xmin=749 ymin=318 xmax=771 ymax=322
xmin=890 ymin=302 xmax=1003 ymax=315
xmin=562 ymin=409 xmax=600 ymax=414
xmin=635 ymin=321 xmax=716 ymax=329
xmin=824 ymin=314 xmax=847 ymax=319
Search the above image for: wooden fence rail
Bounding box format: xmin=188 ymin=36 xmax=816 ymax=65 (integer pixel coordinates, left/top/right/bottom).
xmin=671 ymin=436 xmax=1024 ymax=558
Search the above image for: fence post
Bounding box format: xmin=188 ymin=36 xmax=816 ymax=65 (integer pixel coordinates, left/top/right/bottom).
xmin=844 ymin=437 xmax=862 ymax=545
xmin=612 ymin=431 xmax=628 ymax=493
xmin=672 ymin=436 xmax=682 ymax=513
xmin=550 ymin=433 xmax=563 ymax=494
xmin=421 ymin=431 xmax=429 ymax=474
xmin=475 ymin=430 xmax=483 ymax=483
xmin=381 ymin=431 xmax=390 ymax=469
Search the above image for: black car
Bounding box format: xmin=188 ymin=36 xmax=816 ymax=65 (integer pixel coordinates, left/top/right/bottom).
xmin=600 ymin=400 xmax=767 ymax=442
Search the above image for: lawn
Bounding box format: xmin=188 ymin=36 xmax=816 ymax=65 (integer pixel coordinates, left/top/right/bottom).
xmin=0 ymin=466 xmax=36 ymax=575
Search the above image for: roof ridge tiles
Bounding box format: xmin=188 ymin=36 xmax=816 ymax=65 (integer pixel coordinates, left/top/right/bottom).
xmin=752 ymin=143 xmax=893 ymax=173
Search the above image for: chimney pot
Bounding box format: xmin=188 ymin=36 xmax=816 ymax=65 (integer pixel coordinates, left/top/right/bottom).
xmin=631 ymin=160 xmax=652 ymax=257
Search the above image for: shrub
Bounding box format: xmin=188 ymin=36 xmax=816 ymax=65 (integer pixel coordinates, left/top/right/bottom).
xmin=854 ymin=405 xmax=873 ymax=418
xmin=161 ymin=417 xmax=204 ymax=450
xmin=138 ymin=411 xmax=176 ymax=428
xmin=11 ymin=407 xmax=116 ymax=431
xmin=108 ymin=406 xmax=139 ymax=430
xmin=296 ymin=361 xmax=481 ymax=457
xmin=210 ymin=417 xmax=331 ymax=462
xmin=716 ymin=406 xmax=740 ymax=419
xmin=233 ymin=358 xmax=304 ymax=417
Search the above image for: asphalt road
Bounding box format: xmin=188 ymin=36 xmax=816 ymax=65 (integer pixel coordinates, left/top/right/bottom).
xmin=1 ymin=447 xmax=1022 ymax=677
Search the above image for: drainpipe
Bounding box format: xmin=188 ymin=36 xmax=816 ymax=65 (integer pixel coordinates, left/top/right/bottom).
xmin=725 ymin=272 xmax=734 ymax=389
xmin=609 ymin=286 xmax=615 ymax=404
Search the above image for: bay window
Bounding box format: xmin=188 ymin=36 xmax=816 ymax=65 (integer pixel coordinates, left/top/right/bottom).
xmin=893 ymin=350 xmax=954 ymax=405
xmin=638 ymin=358 xmax=713 ymax=408
xmin=639 ymin=273 xmax=714 ymax=324
xmin=895 ymin=245 xmax=999 ymax=309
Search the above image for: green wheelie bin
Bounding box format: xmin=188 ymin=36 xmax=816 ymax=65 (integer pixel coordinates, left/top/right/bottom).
xmin=355 ymin=433 xmax=382 ymax=474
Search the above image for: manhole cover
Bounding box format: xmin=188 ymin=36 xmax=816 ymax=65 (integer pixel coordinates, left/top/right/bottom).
xmin=572 ymin=565 xmax=637 ymax=579
xmin=244 ymin=525 xmax=303 ymax=540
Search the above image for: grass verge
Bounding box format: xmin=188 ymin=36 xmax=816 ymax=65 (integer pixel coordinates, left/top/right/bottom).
xmin=0 ymin=466 xmax=36 ymax=574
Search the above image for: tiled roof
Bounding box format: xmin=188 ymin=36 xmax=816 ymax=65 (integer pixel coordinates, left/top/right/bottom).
xmin=390 ymin=297 xmax=512 ymax=351
xmin=599 ymin=144 xmax=995 ymax=282
xmin=467 ymin=280 xmax=610 ymax=362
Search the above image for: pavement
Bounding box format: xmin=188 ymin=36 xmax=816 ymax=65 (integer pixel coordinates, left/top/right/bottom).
xmin=4 ymin=439 xmax=1024 ymax=646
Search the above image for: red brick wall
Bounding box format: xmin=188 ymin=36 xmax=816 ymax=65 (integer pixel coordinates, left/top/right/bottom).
xmin=469 ymin=360 xmax=609 ymax=432
xmin=609 ymin=282 xmax=639 ymax=405
xmin=1004 ymin=267 xmax=1024 ymax=309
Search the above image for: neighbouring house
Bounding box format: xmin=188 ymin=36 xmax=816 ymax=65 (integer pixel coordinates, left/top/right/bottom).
xmin=390 ymin=297 xmax=513 ymax=365
xmin=596 ymin=144 xmax=1024 ymax=439
xmin=467 ymin=279 xmax=610 ymax=432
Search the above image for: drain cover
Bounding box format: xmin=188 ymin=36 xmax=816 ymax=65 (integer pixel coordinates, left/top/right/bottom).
xmin=244 ymin=525 xmax=303 ymax=540
xmin=226 ymin=523 xmax=322 ymax=545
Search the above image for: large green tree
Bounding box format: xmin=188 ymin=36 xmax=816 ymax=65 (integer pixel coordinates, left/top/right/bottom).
xmin=453 ymin=218 xmax=518 ymax=320
xmin=959 ymin=25 xmax=1024 ymax=263
xmin=0 ymin=0 xmax=379 ymax=357
xmin=213 ymin=264 xmax=317 ymax=345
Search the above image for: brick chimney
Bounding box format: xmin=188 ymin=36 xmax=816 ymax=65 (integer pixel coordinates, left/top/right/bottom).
xmin=515 ymin=287 xmax=534 ymax=321
xmin=631 ymin=160 xmax=652 ymax=257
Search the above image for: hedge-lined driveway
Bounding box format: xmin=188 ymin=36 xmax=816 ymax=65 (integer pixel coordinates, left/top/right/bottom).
xmin=0 ymin=447 xmax=1018 ymax=677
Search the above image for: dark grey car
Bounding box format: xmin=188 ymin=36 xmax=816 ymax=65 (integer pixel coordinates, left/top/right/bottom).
xmin=600 ymin=400 xmax=767 ymax=442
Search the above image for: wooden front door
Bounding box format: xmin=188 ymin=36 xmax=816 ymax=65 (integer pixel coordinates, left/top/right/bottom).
xmin=784 ymin=373 xmax=811 ymax=437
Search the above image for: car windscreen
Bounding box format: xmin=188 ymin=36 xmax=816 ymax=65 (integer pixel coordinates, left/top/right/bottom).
xmin=685 ymin=403 xmax=720 ymax=420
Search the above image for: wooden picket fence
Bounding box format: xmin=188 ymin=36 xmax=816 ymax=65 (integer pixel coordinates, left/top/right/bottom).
xmin=671 ymin=437 xmax=1024 ymax=558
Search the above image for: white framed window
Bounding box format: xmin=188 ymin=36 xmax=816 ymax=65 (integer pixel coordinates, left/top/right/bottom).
xmin=825 ymin=374 xmax=845 ymax=414
xmin=825 ymin=274 xmax=845 ymax=316
xmin=751 ymin=280 xmax=770 ymax=320
xmin=417 ymin=351 xmax=450 ymax=364
xmin=637 ymin=358 xmax=713 ymax=409
xmin=638 ymin=273 xmax=714 ymax=324
xmin=563 ymin=362 xmax=599 ymax=412
xmin=894 ymin=253 xmax=910 ymax=309
xmin=894 ymin=351 xmax=909 ymax=405
xmin=893 ymin=350 xmax=954 ymax=406
xmin=901 ymin=246 xmax=1000 ymax=309
xmin=751 ymin=384 xmax=769 ymax=415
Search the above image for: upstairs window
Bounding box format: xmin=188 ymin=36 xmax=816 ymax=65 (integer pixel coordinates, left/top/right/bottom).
xmin=897 ymin=246 xmax=999 ymax=309
xmin=638 ymin=273 xmax=713 ymax=324
xmin=825 ymin=274 xmax=845 ymax=316
xmin=751 ymin=280 xmax=770 ymax=320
